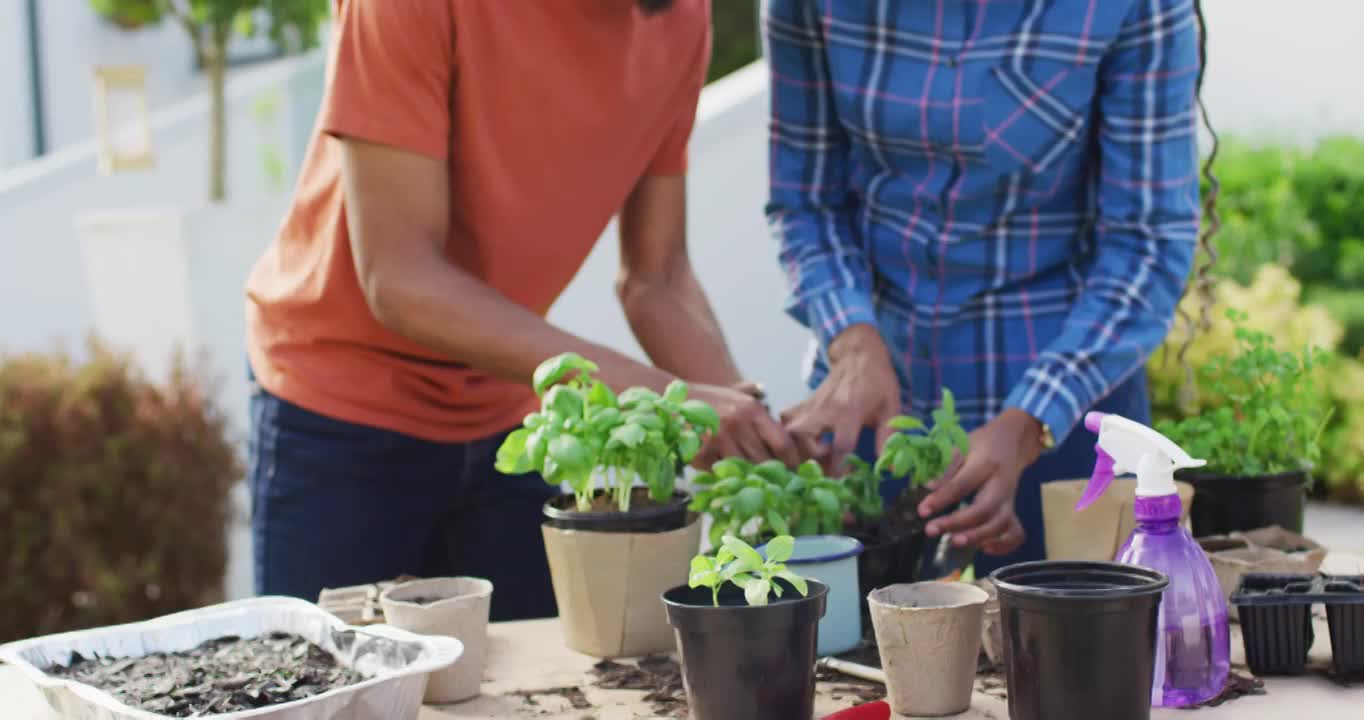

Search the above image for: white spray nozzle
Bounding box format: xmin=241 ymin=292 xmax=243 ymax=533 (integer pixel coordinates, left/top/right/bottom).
xmin=1077 ymin=412 xmax=1205 ymax=511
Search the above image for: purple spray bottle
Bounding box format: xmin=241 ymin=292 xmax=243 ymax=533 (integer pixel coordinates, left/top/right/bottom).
xmin=1079 ymin=411 xmax=1230 ymax=707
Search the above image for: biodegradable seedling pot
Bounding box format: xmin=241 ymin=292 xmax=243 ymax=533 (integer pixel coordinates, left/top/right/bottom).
xmin=542 ymin=511 xmax=701 ymax=657
xmin=1041 ymin=478 xmax=1194 ymax=561
xmin=762 ymin=535 xmax=863 ymax=657
xmin=380 ymin=577 xmax=492 ymax=703
xmin=867 ymin=582 xmax=988 ymax=717
xmin=991 ymin=561 xmax=1168 ymax=720
xmin=1230 ymin=573 xmax=1364 ymax=676
xmin=1178 ymin=469 xmax=1308 ymax=537
xmin=662 ymin=578 xmax=828 ymax=720
xmin=1199 ymin=526 xmax=1326 ymax=617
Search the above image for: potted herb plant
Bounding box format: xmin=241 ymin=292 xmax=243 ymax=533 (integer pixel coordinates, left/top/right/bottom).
xmin=688 ymin=458 xmax=849 ymax=548
xmin=845 ymin=390 xmax=970 ymax=598
xmin=662 ymin=535 xmax=827 ymax=720
xmin=496 ymin=353 xmax=717 ymax=657
xmin=1158 ymin=310 xmax=1333 ymax=536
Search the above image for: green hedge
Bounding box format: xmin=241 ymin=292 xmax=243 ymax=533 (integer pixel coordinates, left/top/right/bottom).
xmin=709 ymin=1 xmax=759 ymax=84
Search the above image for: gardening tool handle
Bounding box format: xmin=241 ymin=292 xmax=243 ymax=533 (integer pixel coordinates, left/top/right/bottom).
xmin=821 ymin=700 xmax=890 ymax=720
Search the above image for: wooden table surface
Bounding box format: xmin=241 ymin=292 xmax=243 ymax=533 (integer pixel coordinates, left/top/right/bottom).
xmin=7 ymin=553 xmax=1363 ymax=719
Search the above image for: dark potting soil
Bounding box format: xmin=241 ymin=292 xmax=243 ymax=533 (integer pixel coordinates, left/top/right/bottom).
xmin=591 ymin=656 xmax=687 ymax=718
xmin=45 ymin=633 xmax=366 ymax=716
xmin=850 ymin=485 xmax=931 ymax=542
xmin=510 ymin=686 xmax=592 ymax=710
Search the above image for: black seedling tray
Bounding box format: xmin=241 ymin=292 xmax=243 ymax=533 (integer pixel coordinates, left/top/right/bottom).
xmin=1230 ymin=573 xmax=1364 ymax=677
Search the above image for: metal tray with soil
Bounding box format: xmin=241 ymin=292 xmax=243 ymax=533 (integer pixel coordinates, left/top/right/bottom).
xmin=0 ymin=596 xmax=464 ymax=720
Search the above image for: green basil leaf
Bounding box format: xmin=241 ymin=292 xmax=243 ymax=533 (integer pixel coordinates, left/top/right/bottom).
xmin=775 ymin=570 xmax=809 ymax=597
xmin=795 ymin=513 xmax=819 ymax=537
xmin=785 ymin=477 xmax=806 ymax=496
xmin=618 ymin=387 xmax=660 ymax=407
xmin=733 ymin=486 xmax=765 ymax=520
xmin=587 ymin=380 xmax=617 ymax=408
xmin=691 ymin=471 xmax=718 ymax=486
xmin=744 ymin=578 xmax=772 ymax=606
xmin=721 ymin=536 xmax=766 ymax=573
xmin=610 ymin=422 xmax=647 ymax=449
xmin=679 ymin=399 xmax=720 ymax=430
xmin=532 ymin=353 xmax=598 ymax=395
xmin=494 ymin=428 xmax=532 ymax=474
xmin=677 ymin=429 xmax=701 ymax=463
xmin=796 ymin=460 xmax=822 ymax=481
xmin=548 ymin=435 xmax=592 ymax=472
xmin=765 ymin=510 xmax=791 ymax=536
xmin=888 ymin=415 xmax=923 ymax=431
xmin=545 ymin=385 xmax=585 ymax=419
xmin=712 ymin=458 xmax=747 ymax=479
xmin=712 ymin=476 xmax=743 ymax=495
xmin=764 ymin=535 xmax=795 ymax=564
xmin=664 ymin=379 xmax=689 ymax=405
xmin=811 ymin=487 xmax=839 ymax=515
xmin=526 ymin=428 xmax=548 ymax=470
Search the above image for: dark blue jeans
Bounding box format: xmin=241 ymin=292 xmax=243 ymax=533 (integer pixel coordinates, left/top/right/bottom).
xmin=247 ymin=384 xmax=559 ymax=621
xmin=856 ymin=371 xmax=1151 ymax=577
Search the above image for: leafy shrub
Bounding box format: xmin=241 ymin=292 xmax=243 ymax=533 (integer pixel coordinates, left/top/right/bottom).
xmin=0 ymin=342 xmax=239 ymax=643
xmin=709 ymin=1 xmax=759 ymax=83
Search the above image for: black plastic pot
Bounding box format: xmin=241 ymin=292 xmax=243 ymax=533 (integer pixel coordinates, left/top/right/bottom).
xmin=991 ymin=561 xmax=1169 ymax=720
xmin=1179 ymin=469 xmax=1307 ymax=537
xmin=1231 ymin=573 xmax=1364 ymax=676
xmin=849 ymin=528 xmax=927 ymax=603
xmin=542 ymin=488 xmax=689 ymax=533
xmin=662 ymin=579 xmax=828 ymax=720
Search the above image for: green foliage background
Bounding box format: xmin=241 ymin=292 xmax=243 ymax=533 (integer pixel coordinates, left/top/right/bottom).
xmin=709 ymin=1 xmax=761 ymax=83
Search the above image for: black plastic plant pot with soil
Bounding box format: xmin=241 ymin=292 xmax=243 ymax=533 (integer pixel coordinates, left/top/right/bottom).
xmin=662 ymin=578 xmax=829 ymax=720
xmin=1231 ymin=573 xmax=1364 ymax=677
xmin=542 ymin=487 xmax=690 ymax=533
xmin=991 ymin=561 xmax=1169 ymax=720
xmin=1178 ymin=469 xmax=1307 ymax=537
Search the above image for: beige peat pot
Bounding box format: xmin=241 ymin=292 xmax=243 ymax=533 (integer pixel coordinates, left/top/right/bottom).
xmin=869 ymin=582 xmax=989 ymax=717
xmin=542 ymin=515 xmax=702 ymax=657
xmin=1042 ymin=478 xmax=1194 ymax=561
xmin=380 ymin=577 xmax=492 ymax=703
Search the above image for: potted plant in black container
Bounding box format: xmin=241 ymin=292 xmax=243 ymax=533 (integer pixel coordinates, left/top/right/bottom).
xmin=843 ymin=389 xmax=970 ymax=596
xmin=663 ymin=535 xmax=827 ymax=720
xmin=496 ymin=353 xmax=718 ymax=657
xmin=1158 ymin=310 xmax=1333 ymax=536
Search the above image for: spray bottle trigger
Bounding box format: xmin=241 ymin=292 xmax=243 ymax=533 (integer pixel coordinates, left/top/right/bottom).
xmin=1076 ymin=443 xmax=1116 ymax=511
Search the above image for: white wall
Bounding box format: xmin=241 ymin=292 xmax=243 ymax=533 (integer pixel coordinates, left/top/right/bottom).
xmin=1201 ymin=0 xmax=1364 ymax=142
xmin=0 ymin=0 xmax=36 ymax=168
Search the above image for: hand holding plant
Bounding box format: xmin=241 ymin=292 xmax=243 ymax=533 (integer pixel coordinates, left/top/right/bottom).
xmin=688 ymin=535 xmax=809 ymax=607
xmin=495 ymin=353 xmax=720 ymax=512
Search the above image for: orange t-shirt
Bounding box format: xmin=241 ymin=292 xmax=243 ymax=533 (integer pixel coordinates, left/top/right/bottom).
xmin=245 ymin=0 xmax=711 ymax=442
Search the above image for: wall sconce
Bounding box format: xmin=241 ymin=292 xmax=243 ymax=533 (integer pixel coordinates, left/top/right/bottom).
xmin=91 ymin=65 xmax=154 ymax=174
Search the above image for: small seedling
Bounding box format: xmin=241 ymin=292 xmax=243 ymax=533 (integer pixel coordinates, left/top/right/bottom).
xmin=496 ymin=353 xmax=720 ymax=511
xmin=688 ymin=535 xmax=809 ymax=607
xmin=876 ymin=388 xmax=970 ymax=484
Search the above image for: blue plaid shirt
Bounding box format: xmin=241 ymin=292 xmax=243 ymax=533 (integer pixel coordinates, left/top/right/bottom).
xmin=765 ymin=0 xmax=1200 ymax=445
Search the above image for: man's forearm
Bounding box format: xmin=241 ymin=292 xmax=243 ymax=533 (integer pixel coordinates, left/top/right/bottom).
xmin=370 ymin=256 xmax=675 ymax=393
xmin=619 ymin=265 xmax=744 ymax=387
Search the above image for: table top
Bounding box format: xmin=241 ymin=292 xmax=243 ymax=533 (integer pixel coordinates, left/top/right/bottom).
xmin=7 ymin=553 xmax=1363 ymax=719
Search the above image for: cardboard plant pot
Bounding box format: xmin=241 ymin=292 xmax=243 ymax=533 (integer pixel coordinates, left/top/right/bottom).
xmin=1041 ymin=478 xmax=1194 ymax=561
xmin=542 ymin=509 xmax=702 ymax=657
xmin=868 ymin=582 xmax=989 ymax=717
xmin=1199 ymin=526 xmax=1326 ymax=617
xmin=380 ymin=577 xmax=493 ymax=704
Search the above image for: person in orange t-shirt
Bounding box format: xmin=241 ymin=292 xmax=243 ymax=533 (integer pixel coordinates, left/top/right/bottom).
xmin=243 ymin=0 xmax=794 ymax=620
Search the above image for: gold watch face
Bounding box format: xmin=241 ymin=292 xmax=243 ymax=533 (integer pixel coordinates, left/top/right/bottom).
xmin=1041 ymin=424 xmax=1056 ymax=449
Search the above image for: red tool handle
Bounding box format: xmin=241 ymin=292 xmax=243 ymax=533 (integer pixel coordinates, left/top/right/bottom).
xmin=821 ymin=700 xmax=891 ymax=720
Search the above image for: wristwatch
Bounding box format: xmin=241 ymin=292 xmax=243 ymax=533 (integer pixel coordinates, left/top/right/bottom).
xmin=1039 ymin=422 xmax=1056 ymax=451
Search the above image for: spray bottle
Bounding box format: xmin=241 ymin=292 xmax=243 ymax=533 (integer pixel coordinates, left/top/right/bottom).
xmin=1079 ymin=411 xmax=1230 ymax=707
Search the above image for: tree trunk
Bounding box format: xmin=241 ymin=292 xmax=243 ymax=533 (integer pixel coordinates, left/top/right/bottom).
xmin=205 ymin=50 xmax=227 ymax=204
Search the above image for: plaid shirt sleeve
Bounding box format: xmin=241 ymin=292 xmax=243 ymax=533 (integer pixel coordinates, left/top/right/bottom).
xmin=1003 ymin=0 xmax=1200 ymax=445
xmin=763 ymin=0 xmax=878 ymax=349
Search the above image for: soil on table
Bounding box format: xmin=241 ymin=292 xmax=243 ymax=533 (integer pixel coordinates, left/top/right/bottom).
xmin=45 ymin=633 xmax=366 ymax=717
xmin=592 ymin=656 xmax=687 ymax=718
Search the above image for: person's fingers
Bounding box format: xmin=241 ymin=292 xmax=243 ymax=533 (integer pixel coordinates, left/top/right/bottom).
xmin=693 ymin=434 xmax=736 ymax=470
xmin=790 ymin=431 xmax=824 ymax=463
xmin=826 ymin=417 xmax=862 ymax=476
xmin=981 ymin=515 xmax=1026 ymax=556
xmin=754 ymin=413 xmax=801 ymax=468
xmin=952 ymin=504 xmax=1014 ymax=547
xmin=919 ymin=455 xmax=993 ymax=523
xmin=929 ymin=474 xmax=1011 ymax=537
